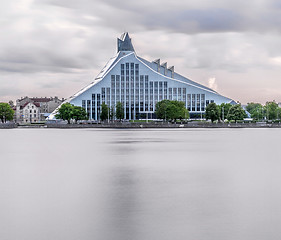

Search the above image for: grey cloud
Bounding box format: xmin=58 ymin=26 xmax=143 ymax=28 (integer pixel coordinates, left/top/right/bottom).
xmin=43 ymin=0 xmax=281 ymax=34
xmin=1 ymin=0 xmax=281 ymax=103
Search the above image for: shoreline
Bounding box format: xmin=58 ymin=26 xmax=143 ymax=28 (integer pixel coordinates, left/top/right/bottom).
xmin=2 ymin=122 xmax=281 ymax=129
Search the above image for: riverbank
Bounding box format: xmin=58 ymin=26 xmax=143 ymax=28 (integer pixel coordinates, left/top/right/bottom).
xmin=45 ymin=122 xmax=281 ymax=128
xmin=0 ymin=123 xmax=17 ymax=129
xmin=2 ymin=121 xmax=281 ymax=129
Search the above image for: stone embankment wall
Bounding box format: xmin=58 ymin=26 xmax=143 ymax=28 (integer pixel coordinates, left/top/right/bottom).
xmin=0 ymin=123 xmax=17 ymax=129
xmin=46 ymin=122 xmax=281 ymax=128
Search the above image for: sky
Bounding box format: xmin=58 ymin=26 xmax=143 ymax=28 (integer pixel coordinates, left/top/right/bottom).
xmin=1 ymin=0 xmax=281 ymax=104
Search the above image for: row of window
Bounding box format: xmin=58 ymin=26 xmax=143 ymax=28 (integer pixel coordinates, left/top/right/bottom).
xmin=81 ymin=62 xmax=213 ymax=120
xmin=83 ymin=92 xmax=212 ymax=120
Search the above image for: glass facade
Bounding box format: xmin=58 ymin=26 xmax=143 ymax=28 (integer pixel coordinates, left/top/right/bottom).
xmin=83 ymin=62 xmax=209 ymax=120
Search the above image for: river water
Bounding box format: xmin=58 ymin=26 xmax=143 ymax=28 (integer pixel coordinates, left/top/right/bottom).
xmin=1 ymin=128 xmax=281 ymax=240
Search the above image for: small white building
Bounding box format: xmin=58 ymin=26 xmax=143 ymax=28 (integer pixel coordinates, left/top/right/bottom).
xmin=16 ymin=96 xmax=64 ymax=123
xmin=21 ymin=102 xmax=40 ymax=123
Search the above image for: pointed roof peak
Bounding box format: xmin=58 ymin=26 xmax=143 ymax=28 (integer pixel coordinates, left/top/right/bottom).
xmin=117 ymin=32 xmax=135 ymax=52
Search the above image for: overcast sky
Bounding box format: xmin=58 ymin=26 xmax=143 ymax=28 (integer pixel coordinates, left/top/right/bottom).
xmin=1 ymin=0 xmax=281 ymax=104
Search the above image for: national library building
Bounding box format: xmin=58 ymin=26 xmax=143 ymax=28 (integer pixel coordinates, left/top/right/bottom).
xmin=48 ymin=33 xmax=235 ymax=120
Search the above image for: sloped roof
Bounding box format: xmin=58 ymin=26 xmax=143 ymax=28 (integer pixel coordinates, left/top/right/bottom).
xmin=31 ymin=97 xmax=51 ymax=102
xmin=21 ymin=102 xmax=40 ymax=109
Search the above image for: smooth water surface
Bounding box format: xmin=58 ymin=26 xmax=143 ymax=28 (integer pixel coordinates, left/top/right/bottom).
xmin=1 ymin=128 xmax=281 ymax=240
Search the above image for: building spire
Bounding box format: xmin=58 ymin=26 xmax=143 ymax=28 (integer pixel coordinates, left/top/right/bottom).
xmin=117 ymin=32 xmax=135 ymax=52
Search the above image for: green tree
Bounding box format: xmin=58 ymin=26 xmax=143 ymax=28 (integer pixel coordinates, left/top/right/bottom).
xmin=227 ymin=104 xmax=246 ymax=122
xmin=246 ymin=102 xmax=263 ymax=120
xmin=0 ymin=103 xmax=14 ymax=123
xmin=277 ymin=107 xmax=281 ymax=120
xmin=155 ymin=100 xmax=189 ymax=121
xmin=205 ymin=102 xmax=220 ymax=122
xmin=56 ymin=103 xmax=89 ymax=123
xmin=155 ymin=99 xmax=170 ymax=120
xmin=219 ymin=103 xmax=232 ymax=121
xmin=264 ymin=101 xmax=278 ymax=120
xmin=100 ymin=102 xmax=109 ymax=121
xmin=55 ymin=103 xmax=74 ymax=124
xmin=115 ymin=102 xmax=124 ymax=120
xmin=72 ymin=106 xmax=88 ymax=123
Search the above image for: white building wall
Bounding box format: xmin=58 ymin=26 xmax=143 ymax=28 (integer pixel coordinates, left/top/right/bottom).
xmin=68 ymin=52 xmax=233 ymax=120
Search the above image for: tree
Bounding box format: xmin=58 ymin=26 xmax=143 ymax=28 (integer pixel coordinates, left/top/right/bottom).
xmin=219 ymin=103 xmax=232 ymax=121
xmin=246 ymin=102 xmax=263 ymax=120
xmin=277 ymin=107 xmax=281 ymax=120
xmin=172 ymin=101 xmax=189 ymax=121
xmin=71 ymin=106 xmax=88 ymax=123
xmin=0 ymin=103 xmax=14 ymax=123
xmin=205 ymin=102 xmax=219 ymax=122
xmin=155 ymin=99 xmax=170 ymax=120
xmin=115 ymin=102 xmax=124 ymax=120
xmin=227 ymin=104 xmax=246 ymax=122
xmin=264 ymin=101 xmax=278 ymax=120
xmin=100 ymin=102 xmax=109 ymax=121
xmin=56 ymin=103 xmax=89 ymax=123
xmin=55 ymin=103 xmax=74 ymax=124
xmin=155 ymin=100 xmax=189 ymax=121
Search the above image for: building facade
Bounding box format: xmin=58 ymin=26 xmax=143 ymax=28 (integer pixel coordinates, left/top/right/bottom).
xmin=49 ymin=33 xmax=235 ymax=120
xmin=16 ymin=96 xmax=63 ymax=123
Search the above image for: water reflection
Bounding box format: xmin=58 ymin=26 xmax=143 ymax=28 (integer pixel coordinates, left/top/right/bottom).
xmin=1 ymin=129 xmax=281 ymax=240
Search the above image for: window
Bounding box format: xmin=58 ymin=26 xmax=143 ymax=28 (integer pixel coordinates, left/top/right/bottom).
xmin=197 ymin=94 xmax=200 ymax=111
xmin=111 ymin=75 xmax=115 ymax=107
xmin=178 ymin=88 xmax=182 ymax=101
xmin=92 ymin=94 xmax=96 ymax=119
xmin=159 ymin=82 xmax=163 ymax=101
xmin=173 ymin=88 xmax=177 ymax=100
xmin=149 ymin=82 xmax=153 ymax=111
xmin=101 ymin=88 xmax=105 ymax=103
xmin=97 ymin=94 xmax=101 ymax=120
xmin=116 ymin=75 xmax=120 ymax=102
xmin=192 ymin=94 xmax=195 ymax=111
xmin=106 ymin=88 xmax=110 ymax=106
xmin=169 ymin=88 xmax=172 ymax=100
xmin=201 ymin=94 xmax=205 ymax=111
xmin=87 ymin=100 xmax=91 ymax=114
xmin=154 ymin=82 xmax=158 ymax=105
xmin=164 ymin=82 xmax=168 ymax=99
xmin=187 ymin=94 xmax=191 ymax=111
xmin=131 ymin=63 xmax=134 ymax=105
xmin=183 ymin=88 xmax=186 ymax=106
xmin=145 ymin=76 xmax=149 ymax=108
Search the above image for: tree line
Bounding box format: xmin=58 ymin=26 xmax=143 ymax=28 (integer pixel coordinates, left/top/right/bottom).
xmin=28 ymin=100 xmax=281 ymax=123
xmin=246 ymin=101 xmax=281 ymax=120
xmin=55 ymin=100 xmax=247 ymax=123
xmin=2 ymin=99 xmax=279 ymax=124
xmin=0 ymin=103 xmax=14 ymax=123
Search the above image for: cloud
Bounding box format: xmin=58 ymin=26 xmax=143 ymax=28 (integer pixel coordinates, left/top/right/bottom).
xmin=208 ymin=77 xmax=218 ymax=92
xmin=0 ymin=0 xmax=281 ymax=104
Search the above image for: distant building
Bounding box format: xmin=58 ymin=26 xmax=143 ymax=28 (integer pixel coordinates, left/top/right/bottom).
xmin=16 ymin=96 xmax=64 ymax=123
xmin=48 ymin=32 xmax=235 ymax=120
